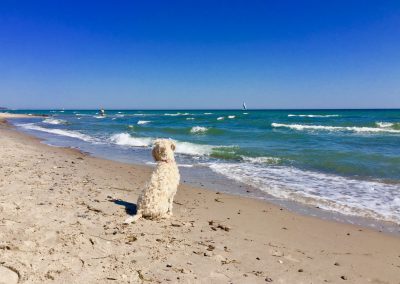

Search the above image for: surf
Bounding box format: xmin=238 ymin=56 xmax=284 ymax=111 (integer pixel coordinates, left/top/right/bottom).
xmin=272 ymin=123 xmax=400 ymax=134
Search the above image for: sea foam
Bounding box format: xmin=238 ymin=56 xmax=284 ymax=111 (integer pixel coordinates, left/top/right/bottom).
xmin=241 ymin=156 xmax=281 ymax=164
xmin=210 ymin=162 xmax=400 ymax=223
xmin=18 ymin=123 xmax=93 ymax=142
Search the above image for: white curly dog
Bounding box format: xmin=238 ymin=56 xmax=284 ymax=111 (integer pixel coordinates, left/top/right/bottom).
xmin=125 ymin=139 xmax=180 ymax=223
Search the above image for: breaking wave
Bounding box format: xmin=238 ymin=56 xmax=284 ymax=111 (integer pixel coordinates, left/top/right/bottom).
xmin=288 ymin=114 xmax=340 ymax=118
xmin=17 ymin=123 xmax=93 ymax=142
xmin=108 ymin=133 xmax=220 ymax=156
xmin=164 ymin=112 xmax=191 ymax=116
xmin=375 ymin=122 xmax=400 ymax=130
xmin=43 ymin=118 xmax=68 ymax=125
xmin=174 ymin=141 xmax=215 ymax=156
xmin=190 ymin=126 xmax=208 ymax=134
xmin=109 ymin=133 xmax=153 ymax=147
xmin=272 ymin=123 xmax=400 ymax=134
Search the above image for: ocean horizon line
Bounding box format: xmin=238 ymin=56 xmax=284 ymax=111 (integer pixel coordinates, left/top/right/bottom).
xmin=5 ymin=107 xmax=400 ymax=111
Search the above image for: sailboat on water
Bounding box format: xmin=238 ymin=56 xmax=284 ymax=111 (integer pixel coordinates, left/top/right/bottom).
xmin=242 ymin=101 xmax=247 ymax=110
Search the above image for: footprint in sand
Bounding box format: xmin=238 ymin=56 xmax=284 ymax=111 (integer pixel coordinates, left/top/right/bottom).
xmin=0 ymin=266 xmax=19 ymax=284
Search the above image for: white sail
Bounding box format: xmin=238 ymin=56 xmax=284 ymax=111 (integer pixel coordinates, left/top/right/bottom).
xmin=242 ymin=102 xmax=247 ymax=110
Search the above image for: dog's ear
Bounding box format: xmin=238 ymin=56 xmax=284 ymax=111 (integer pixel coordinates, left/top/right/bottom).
xmin=170 ymin=141 xmax=176 ymax=151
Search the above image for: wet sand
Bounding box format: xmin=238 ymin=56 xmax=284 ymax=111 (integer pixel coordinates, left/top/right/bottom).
xmin=1 ymin=115 xmax=399 ymax=283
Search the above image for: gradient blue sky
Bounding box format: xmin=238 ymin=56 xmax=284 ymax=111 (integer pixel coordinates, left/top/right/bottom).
xmin=1 ymin=1 xmax=399 ymax=109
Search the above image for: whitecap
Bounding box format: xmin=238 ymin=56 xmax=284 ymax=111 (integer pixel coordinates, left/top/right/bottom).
xmin=174 ymin=141 xmax=215 ymax=156
xmin=186 ymin=117 xmax=195 ymax=120
xmin=272 ymin=123 xmax=400 ymax=134
xmin=288 ymin=114 xmax=340 ymax=118
xmin=217 ymin=117 xmax=224 ymax=120
xmin=109 ymin=133 xmax=153 ymax=147
xmin=137 ymin=120 xmax=150 ymax=125
xmin=109 ymin=133 xmax=217 ymax=156
xmin=228 ymin=115 xmax=235 ymax=119
xmin=43 ymin=118 xmax=68 ymax=125
xmin=190 ymin=126 xmax=208 ymax=134
xmin=164 ymin=112 xmax=191 ymax=116
xmin=376 ymin=122 xmax=394 ymax=128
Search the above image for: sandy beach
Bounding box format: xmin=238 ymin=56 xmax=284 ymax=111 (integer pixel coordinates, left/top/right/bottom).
xmin=1 ymin=115 xmax=399 ymax=283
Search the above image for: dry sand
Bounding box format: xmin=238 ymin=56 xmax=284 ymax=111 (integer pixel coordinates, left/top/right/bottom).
xmin=0 ymin=116 xmax=399 ymax=283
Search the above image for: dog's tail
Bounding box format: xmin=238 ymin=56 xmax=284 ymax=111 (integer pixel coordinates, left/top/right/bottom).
xmin=124 ymin=211 xmax=142 ymax=224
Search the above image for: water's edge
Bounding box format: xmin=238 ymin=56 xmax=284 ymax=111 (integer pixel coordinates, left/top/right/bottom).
xmin=8 ymin=118 xmax=400 ymax=236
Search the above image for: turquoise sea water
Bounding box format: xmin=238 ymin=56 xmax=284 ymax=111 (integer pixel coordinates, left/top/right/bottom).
xmin=7 ymin=109 xmax=400 ymax=225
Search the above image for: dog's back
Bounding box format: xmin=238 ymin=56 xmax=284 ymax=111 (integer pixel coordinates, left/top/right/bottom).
xmin=132 ymin=139 xmax=180 ymax=221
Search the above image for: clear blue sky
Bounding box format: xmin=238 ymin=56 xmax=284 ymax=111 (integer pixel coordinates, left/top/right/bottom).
xmin=1 ymin=1 xmax=399 ymax=109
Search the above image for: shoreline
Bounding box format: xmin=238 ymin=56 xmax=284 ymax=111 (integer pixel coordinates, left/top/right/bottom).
xmin=8 ymin=114 xmax=400 ymax=235
xmin=1 ymin=118 xmax=400 ymax=283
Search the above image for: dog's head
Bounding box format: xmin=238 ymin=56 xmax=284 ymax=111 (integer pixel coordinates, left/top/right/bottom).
xmin=152 ymin=139 xmax=176 ymax=162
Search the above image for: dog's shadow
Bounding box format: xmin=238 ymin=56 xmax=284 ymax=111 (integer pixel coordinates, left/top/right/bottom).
xmin=111 ymin=199 xmax=137 ymax=216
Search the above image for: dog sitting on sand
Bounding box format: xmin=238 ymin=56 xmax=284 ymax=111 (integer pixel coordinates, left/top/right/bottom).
xmin=125 ymin=139 xmax=180 ymax=223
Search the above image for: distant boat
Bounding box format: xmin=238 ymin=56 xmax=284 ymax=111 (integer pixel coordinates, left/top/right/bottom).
xmin=242 ymin=102 xmax=247 ymax=110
